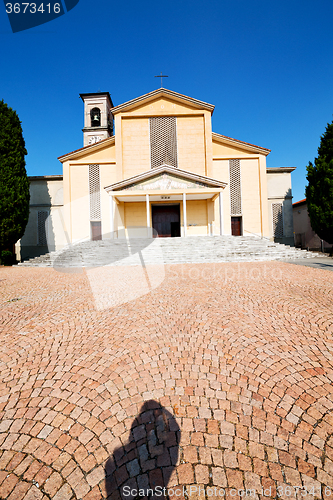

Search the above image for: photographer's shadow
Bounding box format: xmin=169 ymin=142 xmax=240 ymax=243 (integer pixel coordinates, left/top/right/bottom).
xmin=105 ymin=400 xmax=180 ymax=500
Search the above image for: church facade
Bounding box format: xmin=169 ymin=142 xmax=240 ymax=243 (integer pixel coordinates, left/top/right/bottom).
xmin=17 ymin=88 xmax=295 ymax=261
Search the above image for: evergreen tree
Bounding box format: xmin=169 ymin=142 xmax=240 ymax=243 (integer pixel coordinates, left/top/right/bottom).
xmin=305 ymin=120 xmax=333 ymax=245
xmin=0 ymin=100 xmax=30 ymax=255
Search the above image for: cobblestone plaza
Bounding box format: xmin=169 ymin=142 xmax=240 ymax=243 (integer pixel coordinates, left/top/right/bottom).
xmin=1 ymin=262 xmax=333 ymax=499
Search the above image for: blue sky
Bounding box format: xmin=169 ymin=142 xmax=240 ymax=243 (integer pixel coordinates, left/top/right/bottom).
xmin=1 ymin=0 xmax=333 ymax=203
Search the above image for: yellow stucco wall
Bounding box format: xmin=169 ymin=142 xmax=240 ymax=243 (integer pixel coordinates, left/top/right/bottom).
xmin=62 ymin=161 xmax=118 ymax=242
xmin=122 ymin=118 xmax=150 ymax=178
xmin=212 ymin=159 xmax=231 ymax=235
xmin=177 ymin=116 xmax=206 ymax=175
xmin=125 ymin=202 xmax=146 ymax=227
xmin=100 ymin=164 xmax=117 ymax=236
xmin=69 ymin=166 xmax=90 ymax=242
xmin=114 ymin=98 xmax=214 ymax=179
xmin=212 ymin=139 xmax=260 ymax=158
xmin=211 ymin=155 xmax=270 ymax=237
xmin=259 ymin=156 xmax=269 ymax=238
xmin=62 ymin=151 xmax=270 ymax=242
xmin=118 ymin=112 xmax=212 ymax=179
xmin=240 ymin=159 xmax=261 ymax=237
xmin=186 ymin=200 xmax=208 ymax=235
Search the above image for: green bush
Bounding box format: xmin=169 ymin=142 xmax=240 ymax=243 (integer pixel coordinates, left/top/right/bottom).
xmin=0 ymin=250 xmax=15 ymax=266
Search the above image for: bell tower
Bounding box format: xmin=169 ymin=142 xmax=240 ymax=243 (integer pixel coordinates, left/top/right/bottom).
xmin=80 ymin=92 xmax=114 ymax=147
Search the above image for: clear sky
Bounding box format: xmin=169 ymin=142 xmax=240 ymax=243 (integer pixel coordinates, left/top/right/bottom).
xmin=1 ymin=0 xmax=333 ymax=204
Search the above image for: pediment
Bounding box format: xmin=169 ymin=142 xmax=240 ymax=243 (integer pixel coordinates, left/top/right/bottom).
xmin=212 ymin=132 xmax=270 ymax=156
xmin=124 ymin=173 xmax=209 ymax=191
xmin=105 ymin=165 xmax=226 ymax=192
xmin=111 ymin=88 xmax=215 ymax=115
xmin=58 ymin=136 xmax=115 ymax=162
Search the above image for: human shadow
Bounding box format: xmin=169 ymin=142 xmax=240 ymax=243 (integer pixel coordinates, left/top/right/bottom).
xmin=105 ymin=400 xmax=180 ymax=500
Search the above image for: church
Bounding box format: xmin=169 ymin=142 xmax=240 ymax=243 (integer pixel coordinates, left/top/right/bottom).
xmin=17 ymin=88 xmax=295 ymax=261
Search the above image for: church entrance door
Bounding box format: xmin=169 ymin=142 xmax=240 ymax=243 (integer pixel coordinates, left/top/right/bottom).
xmin=152 ymin=204 xmax=180 ymax=237
xmin=231 ymin=217 xmax=242 ymax=236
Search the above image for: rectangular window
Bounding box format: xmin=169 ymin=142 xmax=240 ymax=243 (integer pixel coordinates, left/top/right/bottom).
xmin=150 ymin=116 xmax=178 ymax=169
xmin=272 ymin=203 xmax=284 ymax=237
xmin=37 ymin=211 xmax=48 ymax=246
xmin=229 ymin=159 xmax=242 ymax=216
xmin=89 ymin=164 xmax=101 ymax=221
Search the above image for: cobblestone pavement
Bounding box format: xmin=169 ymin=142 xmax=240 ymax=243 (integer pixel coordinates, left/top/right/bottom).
xmin=0 ymin=262 xmax=333 ymax=500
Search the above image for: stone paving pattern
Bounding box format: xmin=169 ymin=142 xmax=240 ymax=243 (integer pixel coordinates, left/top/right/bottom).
xmin=0 ymin=262 xmax=333 ymax=499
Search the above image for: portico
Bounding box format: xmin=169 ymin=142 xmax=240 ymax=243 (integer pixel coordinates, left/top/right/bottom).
xmin=104 ymin=164 xmax=226 ymax=238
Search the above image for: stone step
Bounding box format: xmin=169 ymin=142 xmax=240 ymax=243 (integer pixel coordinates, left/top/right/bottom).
xmin=17 ymin=236 xmax=323 ymax=268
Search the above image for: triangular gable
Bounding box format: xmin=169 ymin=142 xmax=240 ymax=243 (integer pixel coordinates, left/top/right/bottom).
xmin=212 ymin=132 xmax=270 ymax=156
xmin=58 ymin=136 xmax=115 ymax=162
xmin=111 ymin=88 xmax=215 ymax=115
xmin=105 ymin=164 xmax=226 ymax=192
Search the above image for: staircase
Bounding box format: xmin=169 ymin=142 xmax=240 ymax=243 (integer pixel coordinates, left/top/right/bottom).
xmin=17 ymin=236 xmax=323 ymax=268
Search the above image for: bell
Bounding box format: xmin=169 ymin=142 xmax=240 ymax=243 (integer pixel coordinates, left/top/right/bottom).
xmin=93 ymin=115 xmax=99 ymax=121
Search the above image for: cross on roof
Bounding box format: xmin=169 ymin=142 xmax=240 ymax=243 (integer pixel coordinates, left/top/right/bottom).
xmin=154 ymin=72 xmax=168 ymax=87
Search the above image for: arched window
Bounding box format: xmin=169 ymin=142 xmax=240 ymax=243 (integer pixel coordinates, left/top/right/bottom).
xmin=90 ymin=107 xmax=101 ymax=127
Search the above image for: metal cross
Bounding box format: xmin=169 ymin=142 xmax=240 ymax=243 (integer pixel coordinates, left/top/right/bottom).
xmin=154 ymin=72 xmax=168 ymax=87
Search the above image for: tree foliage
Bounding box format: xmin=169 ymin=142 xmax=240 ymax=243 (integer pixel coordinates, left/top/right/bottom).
xmin=306 ymin=120 xmax=333 ymax=245
xmin=0 ymin=100 xmax=30 ymax=252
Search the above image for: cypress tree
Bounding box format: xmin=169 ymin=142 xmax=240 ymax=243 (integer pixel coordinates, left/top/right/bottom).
xmin=306 ymin=120 xmax=333 ymax=245
xmin=0 ymin=100 xmax=30 ymax=257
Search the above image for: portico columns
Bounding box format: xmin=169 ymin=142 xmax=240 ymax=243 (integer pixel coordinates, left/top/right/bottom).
xmin=183 ymin=192 xmax=187 ymax=237
xmin=109 ymin=194 xmax=115 ymax=238
xmin=219 ymin=191 xmax=224 ymax=236
xmin=146 ymin=194 xmax=150 ymax=237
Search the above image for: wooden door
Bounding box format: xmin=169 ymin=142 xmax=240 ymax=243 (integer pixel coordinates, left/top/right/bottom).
xmin=152 ymin=205 xmax=180 ymax=237
xmin=231 ymin=217 xmax=242 ymax=236
xmin=91 ymin=221 xmax=102 ymax=241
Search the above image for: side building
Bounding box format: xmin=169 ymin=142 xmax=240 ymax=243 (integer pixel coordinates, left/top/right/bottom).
xmin=17 ymin=176 xmax=65 ymax=261
xmin=293 ymin=198 xmax=331 ymax=251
